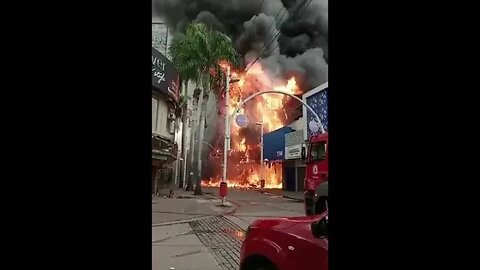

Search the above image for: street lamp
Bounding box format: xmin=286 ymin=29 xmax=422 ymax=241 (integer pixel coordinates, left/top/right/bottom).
xmin=221 ymin=66 xmax=240 ymax=205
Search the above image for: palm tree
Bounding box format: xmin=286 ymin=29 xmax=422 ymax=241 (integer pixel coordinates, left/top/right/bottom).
xmin=176 ymin=86 xmax=190 ymax=189
xmin=169 ymin=33 xmax=199 ymax=191
xmin=169 ymin=23 xmax=239 ymax=195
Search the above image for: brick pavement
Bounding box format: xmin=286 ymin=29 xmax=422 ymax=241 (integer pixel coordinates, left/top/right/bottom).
xmin=190 ymin=216 xmax=245 ymax=270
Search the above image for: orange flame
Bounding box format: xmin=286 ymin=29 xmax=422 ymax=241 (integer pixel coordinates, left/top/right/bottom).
xmin=202 ymin=61 xmax=301 ymax=189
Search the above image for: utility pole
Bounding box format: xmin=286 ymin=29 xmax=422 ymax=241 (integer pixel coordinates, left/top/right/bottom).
xmin=220 ymin=66 xmax=240 ymax=205
xmin=222 ymin=66 xmax=230 ymax=186
xmin=255 ymin=121 xmax=264 ymax=188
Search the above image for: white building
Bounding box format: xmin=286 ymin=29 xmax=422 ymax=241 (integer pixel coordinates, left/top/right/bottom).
xmin=282 ymin=81 xmax=328 ymax=192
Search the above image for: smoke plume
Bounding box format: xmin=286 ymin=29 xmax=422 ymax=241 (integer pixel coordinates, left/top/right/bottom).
xmin=153 ymin=0 xmax=328 ymax=90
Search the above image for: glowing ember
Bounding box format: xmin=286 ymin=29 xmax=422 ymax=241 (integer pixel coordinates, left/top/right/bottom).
xmin=201 ymin=61 xmax=301 ymax=189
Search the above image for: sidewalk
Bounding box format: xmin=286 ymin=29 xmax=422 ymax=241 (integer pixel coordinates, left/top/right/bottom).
xmin=152 ymin=188 xmax=236 ymax=226
xmin=152 ymin=223 xmax=222 ymax=270
xmin=152 ymin=188 xmax=236 ymax=270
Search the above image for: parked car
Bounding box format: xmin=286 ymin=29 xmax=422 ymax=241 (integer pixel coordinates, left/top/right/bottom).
xmin=240 ymin=212 xmax=328 ymax=270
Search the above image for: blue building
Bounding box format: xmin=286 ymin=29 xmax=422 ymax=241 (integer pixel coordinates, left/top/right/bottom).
xmin=263 ymin=126 xmax=294 ymax=162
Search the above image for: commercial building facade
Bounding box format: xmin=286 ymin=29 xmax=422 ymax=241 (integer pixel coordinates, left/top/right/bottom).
xmin=276 ymin=82 xmax=329 ymax=192
xmin=152 ymin=47 xmax=180 ymax=194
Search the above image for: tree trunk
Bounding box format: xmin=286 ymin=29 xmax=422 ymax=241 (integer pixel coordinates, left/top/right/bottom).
xmin=179 ymin=82 xmax=189 ymax=188
xmin=194 ymin=88 xmax=209 ymax=195
xmin=186 ymin=87 xmax=201 ymax=191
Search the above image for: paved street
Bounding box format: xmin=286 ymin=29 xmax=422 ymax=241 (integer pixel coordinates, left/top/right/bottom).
xmin=152 ymin=190 xmax=233 ymax=225
xmin=152 ymin=187 xmax=305 ymax=270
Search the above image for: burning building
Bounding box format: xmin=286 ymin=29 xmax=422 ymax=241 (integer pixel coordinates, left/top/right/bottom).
xmin=201 ymin=61 xmax=306 ymax=189
xmin=153 ymin=0 xmax=328 ymax=189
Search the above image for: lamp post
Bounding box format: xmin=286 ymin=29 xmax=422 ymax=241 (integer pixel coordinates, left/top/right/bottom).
xmin=221 ymin=66 xmax=240 ymax=205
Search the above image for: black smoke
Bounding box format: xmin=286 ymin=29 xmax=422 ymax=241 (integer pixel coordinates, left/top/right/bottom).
xmin=153 ymin=0 xmax=328 ymax=91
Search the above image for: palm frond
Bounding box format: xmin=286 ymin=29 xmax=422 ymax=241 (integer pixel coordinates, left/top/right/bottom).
xmin=168 ymin=22 xmax=241 ymax=98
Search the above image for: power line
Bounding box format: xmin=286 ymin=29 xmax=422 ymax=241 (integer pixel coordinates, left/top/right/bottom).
xmin=244 ymin=8 xmax=289 ymax=72
xmin=294 ymin=0 xmax=313 ymax=21
xmin=243 ymin=3 xmax=290 ymax=72
xmin=255 ymin=0 xmax=314 ymax=60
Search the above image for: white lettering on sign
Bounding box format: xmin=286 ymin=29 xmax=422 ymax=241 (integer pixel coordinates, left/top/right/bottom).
xmin=313 ymin=165 xmax=318 ymax=174
xmin=152 ymin=56 xmax=168 ymax=84
xmin=286 ymin=145 xmax=302 ymax=159
xmin=153 ymin=71 xmax=166 ymax=83
xmin=152 ymin=56 xmax=165 ymax=71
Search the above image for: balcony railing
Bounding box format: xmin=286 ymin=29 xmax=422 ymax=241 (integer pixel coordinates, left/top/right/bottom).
xmin=152 ymin=134 xmax=177 ymax=162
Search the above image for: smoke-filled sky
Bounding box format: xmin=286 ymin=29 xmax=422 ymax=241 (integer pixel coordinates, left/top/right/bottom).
xmin=153 ymin=0 xmax=328 ymax=91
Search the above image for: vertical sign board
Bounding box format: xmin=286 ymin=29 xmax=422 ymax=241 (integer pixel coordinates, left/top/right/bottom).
xmin=152 ymin=47 xmax=180 ymax=105
xmin=303 ymin=83 xmax=328 ymax=140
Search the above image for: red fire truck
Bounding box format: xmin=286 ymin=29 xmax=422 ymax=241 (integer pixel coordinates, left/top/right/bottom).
xmin=304 ymin=133 xmax=328 ymax=216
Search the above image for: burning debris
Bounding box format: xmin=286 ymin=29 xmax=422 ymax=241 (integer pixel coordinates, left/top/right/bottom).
xmin=153 ymin=0 xmax=328 ymax=188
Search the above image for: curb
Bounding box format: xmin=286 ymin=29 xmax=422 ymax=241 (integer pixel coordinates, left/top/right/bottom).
xmin=259 ymin=191 xmax=304 ymax=202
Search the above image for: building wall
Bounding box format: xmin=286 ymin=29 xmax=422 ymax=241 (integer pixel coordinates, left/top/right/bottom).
xmin=152 ymin=19 xmax=181 ymax=191
xmin=288 ymin=117 xmax=306 ymax=131
xmin=152 ymin=96 xmax=175 ymax=140
xmin=302 ymin=82 xmax=328 ymax=141
xmin=284 ymin=128 xmax=306 ymax=192
xmin=152 ymin=21 xmax=170 ymax=58
xmin=152 ymin=91 xmax=177 ymax=193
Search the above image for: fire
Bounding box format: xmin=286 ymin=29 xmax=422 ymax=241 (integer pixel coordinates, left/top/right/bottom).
xmin=201 ymin=61 xmax=301 ymax=189
xmin=238 ymin=138 xmax=247 ymax=152
xmin=202 ymin=163 xmax=283 ymax=189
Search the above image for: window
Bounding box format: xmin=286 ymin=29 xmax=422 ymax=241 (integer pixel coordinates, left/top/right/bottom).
xmin=310 ymin=141 xmax=327 ymax=161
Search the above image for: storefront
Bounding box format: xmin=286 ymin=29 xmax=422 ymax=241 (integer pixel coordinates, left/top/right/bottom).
xmin=263 ymin=126 xmax=294 ymax=190
xmin=284 ymin=129 xmax=306 ymax=191
xmin=152 ymin=47 xmax=180 ymax=194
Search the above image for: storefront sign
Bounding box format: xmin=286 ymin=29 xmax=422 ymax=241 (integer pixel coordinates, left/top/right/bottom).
xmin=285 ymin=145 xmax=302 ymax=160
xmin=152 ymin=48 xmax=180 ymax=104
